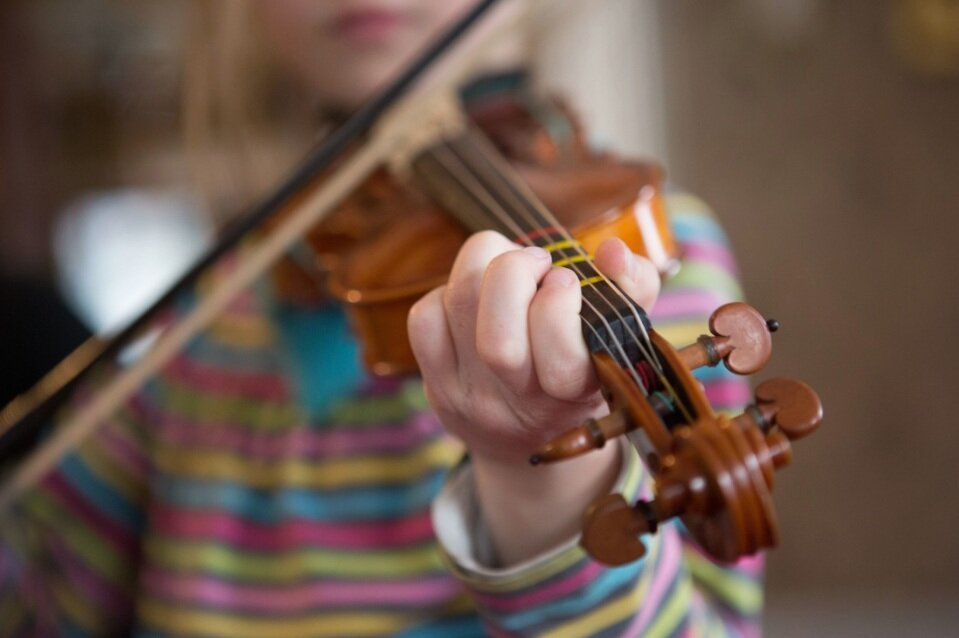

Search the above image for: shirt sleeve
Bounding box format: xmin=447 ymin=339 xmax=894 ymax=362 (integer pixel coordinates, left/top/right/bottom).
xmin=0 ymin=379 xmax=154 ymax=636
xmin=433 ymin=438 xmax=677 ymax=636
xmin=432 ymin=191 xmax=765 ymax=637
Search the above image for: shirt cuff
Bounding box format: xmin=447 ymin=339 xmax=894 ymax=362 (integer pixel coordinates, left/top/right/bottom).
xmin=431 ymin=436 xmax=647 ymax=584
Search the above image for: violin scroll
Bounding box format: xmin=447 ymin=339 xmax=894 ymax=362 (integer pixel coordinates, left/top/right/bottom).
xmin=579 ymin=378 xmax=822 ymax=565
xmin=531 ymin=302 xmax=784 ymax=465
xmin=532 ymin=301 xmax=823 ymax=565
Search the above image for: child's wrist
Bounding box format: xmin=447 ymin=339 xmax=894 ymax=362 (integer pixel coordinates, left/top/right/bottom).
xmin=468 ymin=442 xmax=621 ymax=564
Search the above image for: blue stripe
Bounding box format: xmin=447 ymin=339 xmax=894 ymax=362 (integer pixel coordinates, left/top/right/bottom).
xmin=61 ymin=617 xmax=96 ymax=638
xmin=60 ymin=454 xmax=144 ymax=531
xmin=394 ymin=614 xmax=487 ymax=638
xmin=671 ymin=215 xmax=728 ymax=246
xmin=692 ymin=363 xmax=739 ymax=384
xmin=271 ymin=303 xmax=363 ymax=421
xmin=656 ymin=286 xmax=731 ymax=314
xmin=179 ymin=324 xmax=286 ymax=375
xmin=496 ymin=557 xmax=648 ymax=632
xmin=154 ymin=470 xmax=446 ymax=522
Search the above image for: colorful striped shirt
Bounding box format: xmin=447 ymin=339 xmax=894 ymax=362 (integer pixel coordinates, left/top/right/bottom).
xmin=0 ymin=193 xmax=762 ymax=637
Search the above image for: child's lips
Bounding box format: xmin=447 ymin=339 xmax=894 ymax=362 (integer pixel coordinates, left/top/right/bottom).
xmin=333 ymin=7 xmax=409 ymax=45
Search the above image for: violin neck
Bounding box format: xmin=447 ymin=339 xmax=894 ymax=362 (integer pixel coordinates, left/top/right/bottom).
xmin=411 ymin=128 xmax=652 ymax=367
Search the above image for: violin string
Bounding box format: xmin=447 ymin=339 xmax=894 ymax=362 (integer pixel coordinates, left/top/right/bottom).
xmin=441 ymin=134 xmax=673 ymax=391
xmin=441 ymin=132 xmax=697 ymax=423
xmin=419 ymin=141 xmax=654 ymax=398
xmin=450 ymin=132 xmax=697 ymax=425
xmin=459 ymin=130 xmax=666 ymax=379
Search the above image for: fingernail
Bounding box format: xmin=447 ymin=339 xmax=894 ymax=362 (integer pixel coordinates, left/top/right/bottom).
xmin=545 ymin=266 xmax=578 ymax=289
xmin=523 ymin=246 xmax=551 ymax=261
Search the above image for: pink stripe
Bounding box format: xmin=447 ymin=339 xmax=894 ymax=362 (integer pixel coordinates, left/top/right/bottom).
xmin=484 ymin=625 xmax=514 ymax=638
xmin=651 ymin=290 xmax=729 ymax=321
xmin=166 ymin=357 xmax=290 ymax=400
xmin=43 ymin=474 xmax=137 ymax=554
xmin=471 ymin=561 xmax=602 ymax=614
xmin=141 ymin=570 xmax=461 ymax=612
xmin=100 ymin=426 xmax=150 ymax=478
xmin=49 ymin=533 xmax=129 ymax=611
xmin=682 ymin=541 xmax=764 ymax=578
xmin=724 ymin=612 xmax=761 ymax=638
xmin=150 ymin=506 xmax=435 ymax=550
xmin=155 ymin=411 xmax=442 ymax=459
xmin=359 ymin=374 xmax=406 ymax=397
xmin=704 ymin=378 xmax=751 ymax=409
xmin=678 ymin=589 xmax=706 ymax=638
xmin=681 ymin=240 xmax=738 ymax=275
xmin=731 ymin=553 xmax=764 ymax=577
xmin=625 ymin=528 xmax=683 ymax=637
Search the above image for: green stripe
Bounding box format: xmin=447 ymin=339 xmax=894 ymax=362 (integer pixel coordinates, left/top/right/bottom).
xmin=667 ymin=262 xmax=743 ymax=302
xmin=145 ymin=538 xmax=447 ymax=582
xmin=645 ymin=575 xmax=693 ymax=638
xmin=154 ymin=381 xmax=300 ymax=430
xmin=24 ymin=492 xmax=133 ymax=584
xmin=684 ymin=550 xmax=763 ymax=616
xmin=328 ymin=382 xmax=429 ymax=425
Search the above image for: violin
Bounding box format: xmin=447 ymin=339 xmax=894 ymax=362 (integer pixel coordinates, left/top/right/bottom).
xmin=303 ymin=89 xmax=823 ymax=566
xmin=0 ymin=0 xmax=822 ymax=568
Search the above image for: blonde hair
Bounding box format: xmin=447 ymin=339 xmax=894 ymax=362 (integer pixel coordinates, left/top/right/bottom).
xmin=182 ymin=1 xmax=318 ymax=221
xmin=181 ymin=0 xmax=541 ymax=220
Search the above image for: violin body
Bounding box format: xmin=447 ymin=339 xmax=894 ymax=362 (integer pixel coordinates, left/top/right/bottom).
xmin=307 ymin=94 xmax=679 ymax=375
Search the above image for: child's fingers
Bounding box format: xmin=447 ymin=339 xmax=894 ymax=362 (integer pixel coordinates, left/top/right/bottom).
xmin=592 ymin=237 xmax=660 ymax=311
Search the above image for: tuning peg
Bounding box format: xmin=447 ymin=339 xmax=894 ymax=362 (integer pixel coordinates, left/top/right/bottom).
xmin=677 ymin=302 xmax=775 ymax=375
xmin=581 ymin=494 xmax=658 ymax=565
xmin=744 ymin=378 xmax=823 ymax=441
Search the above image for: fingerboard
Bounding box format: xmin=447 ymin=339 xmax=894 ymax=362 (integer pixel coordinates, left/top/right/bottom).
xmin=411 ymin=128 xmax=653 ymax=370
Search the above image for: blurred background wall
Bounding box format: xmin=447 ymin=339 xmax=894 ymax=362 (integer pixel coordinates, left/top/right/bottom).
xmin=655 ymin=0 xmax=959 ymax=634
xmin=2 ymin=0 xmax=958 ymax=634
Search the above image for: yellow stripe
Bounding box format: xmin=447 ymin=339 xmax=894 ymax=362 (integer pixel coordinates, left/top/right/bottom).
xmin=145 ymin=538 xmax=446 ymax=581
xmin=154 ymin=436 xmax=462 ymax=489
xmin=552 ymin=254 xmax=589 ymax=267
xmin=203 ymin=306 xmax=278 ymax=348
xmin=643 ymin=575 xmax=694 ymax=638
xmin=52 ymin=579 xmax=102 ymax=634
xmin=0 ymin=595 xmax=24 ymax=636
xmin=78 ymin=433 xmax=145 ymax=505
xmin=684 ymin=550 xmax=762 ymax=615
xmin=139 ymin=600 xmax=413 ymax=638
xmin=542 ymin=239 xmax=580 ymax=252
xmin=160 ymin=382 xmax=302 ymax=431
xmin=540 ymin=535 xmax=662 ymax=638
xmin=663 ymin=192 xmax=714 ymax=218
xmin=24 ymin=493 xmax=133 ymax=583
xmin=579 ymin=275 xmax=605 ymax=287
xmin=656 ymin=320 xmax=709 ymax=347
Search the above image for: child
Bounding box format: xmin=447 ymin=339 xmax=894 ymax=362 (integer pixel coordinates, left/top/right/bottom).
xmin=0 ymin=2 xmax=762 ymax=635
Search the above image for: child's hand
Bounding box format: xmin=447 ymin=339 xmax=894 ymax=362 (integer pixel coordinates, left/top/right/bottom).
xmin=409 ymin=231 xmax=660 ymax=563
xmin=408 ymin=231 xmax=659 ymax=465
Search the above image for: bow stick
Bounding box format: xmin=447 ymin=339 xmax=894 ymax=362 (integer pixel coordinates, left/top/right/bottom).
xmin=0 ymin=0 xmax=509 ymax=511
